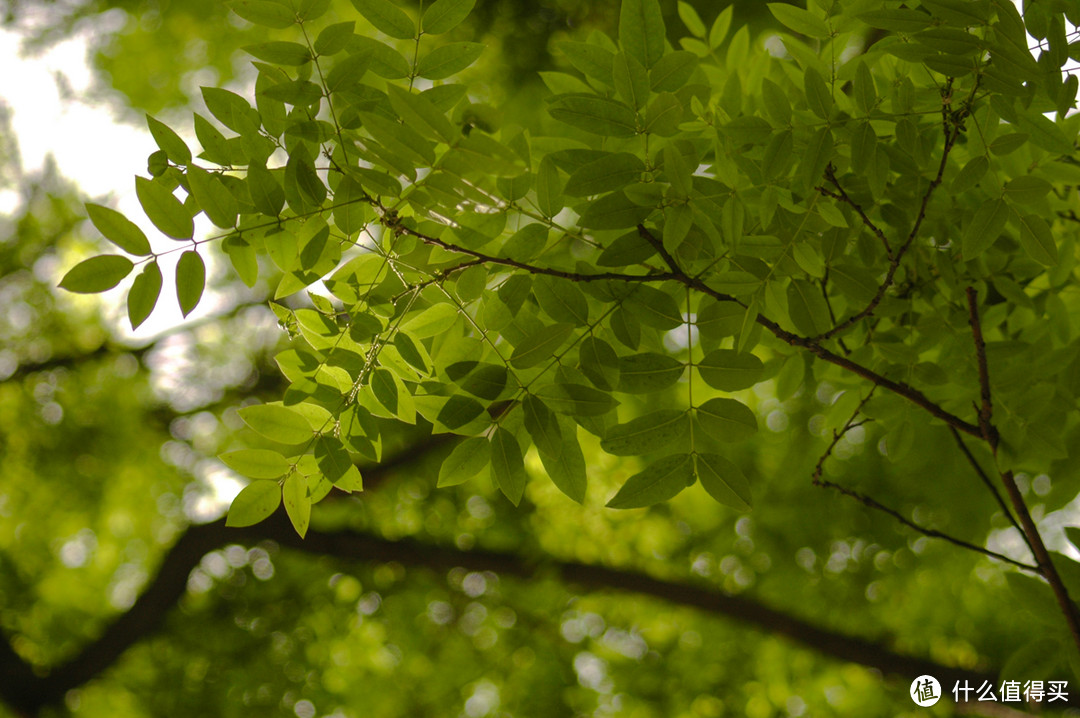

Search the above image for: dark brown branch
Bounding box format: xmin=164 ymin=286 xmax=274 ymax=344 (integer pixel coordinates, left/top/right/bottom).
xmin=965 ymin=287 xmax=995 ymax=443
xmin=1 ymin=509 xmax=1028 ymax=716
xmin=811 ymin=388 xmax=875 ymax=484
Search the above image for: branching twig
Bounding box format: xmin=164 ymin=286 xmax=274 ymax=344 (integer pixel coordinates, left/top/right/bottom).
xmin=811 ymin=388 xmax=876 ymax=484
xmin=965 ymin=286 xmax=995 ymax=443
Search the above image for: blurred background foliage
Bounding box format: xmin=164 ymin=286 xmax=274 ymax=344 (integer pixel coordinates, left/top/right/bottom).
xmin=0 ymin=0 xmax=1076 ymax=716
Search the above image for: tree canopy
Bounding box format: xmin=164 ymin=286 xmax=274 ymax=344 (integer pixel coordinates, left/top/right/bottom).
xmin=5 ymin=0 xmax=1080 ymax=715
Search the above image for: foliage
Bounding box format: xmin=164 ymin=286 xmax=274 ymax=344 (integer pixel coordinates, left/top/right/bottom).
xmin=13 ymin=0 xmax=1080 ymax=712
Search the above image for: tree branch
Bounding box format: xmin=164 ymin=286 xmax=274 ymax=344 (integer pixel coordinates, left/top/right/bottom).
xmin=0 ymin=510 xmax=1033 ymax=716
xmin=965 ymin=287 xmax=1080 ymax=656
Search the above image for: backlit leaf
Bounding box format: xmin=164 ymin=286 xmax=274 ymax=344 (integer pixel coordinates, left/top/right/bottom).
xmin=85 ymin=204 xmax=151 ymax=256
xmin=135 ymin=177 xmax=193 ymax=239
xmin=239 ymin=404 xmax=313 ymax=444
xmin=175 ymin=250 xmax=205 ymax=317
xmin=59 ymin=255 xmax=133 ymax=294
xmin=220 ymin=449 xmax=291 ymax=479
xmin=226 ymin=480 xmax=282 ymax=527
xmin=696 ymin=453 xmax=752 ymax=510
xmin=607 ymin=453 xmax=693 ymax=508
xmin=127 ymin=261 xmax=162 ymax=329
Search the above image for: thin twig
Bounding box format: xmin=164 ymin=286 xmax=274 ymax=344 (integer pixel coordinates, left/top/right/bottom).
xmin=811 ymin=388 xmax=876 ymax=484
xmin=816 ymin=478 xmax=1039 ymax=572
xmin=949 ymin=427 xmax=1029 ymax=549
xmin=819 ymin=164 xmax=892 ymax=255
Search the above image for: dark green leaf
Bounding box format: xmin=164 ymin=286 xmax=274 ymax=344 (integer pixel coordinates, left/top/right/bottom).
xmin=695 ymin=397 xmax=757 ymax=442
xmin=607 ymin=453 xmax=693 ymax=508
xmin=228 ymin=0 xmax=295 ymax=28
xmin=650 ymin=51 xmax=697 ymax=92
xmin=59 ymin=255 xmax=134 ymax=294
xmin=146 ymin=114 xmax=191 ymax=165
xmin=549 ymin=95 xmax=638 ymax=137
xmin=511 ymin=323 xmax=574 ymax=369
xmin=962 ymin=198 xmax=1009 ymax=259
xmin=696 ymin=453 xmax=751 ymax=509
xmin=491 ymin=427 xmax=526 ymax=505
xmin=768 ymin=2 xmax=830 ymax=38
xmin=697 ymin=350 xmax=764 ymax=391
xmin=617 ymin=352 xmax=684 ymax=393
xmin=243 ymin=41 xmax=311 ymax=66
xmin=533 ymin=383 xmax=617 ymax=416
xmin=601 ymin=409 xmax=689 ymax=456
xmin=187 ymin=166 xmax=238 ymax=228
xmin=538 ymin=415 xmax=587 ymax=503
xmin=787 ymin=278 xmax=831 ymax=336
xmin=524 ymin=395 xmax=563 ymax=458
xmin=1017 ymin=213 xmax=1059 ymax=266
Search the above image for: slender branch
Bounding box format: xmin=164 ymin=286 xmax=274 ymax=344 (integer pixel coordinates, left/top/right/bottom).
xmin=815 ymin=478 xmax=1037 ymax=572
xmin=949 ymin=427 xmax=1028 ymax=548
xmin=965 ymin=286 xmax=995 ymax=443
xmin=1 ymin=508 xmax=1030 ymax=716
xmin=811 ymin=388 xmax=876 ymax=484
xmin=819 ymin=164 xmax=892 ymax=255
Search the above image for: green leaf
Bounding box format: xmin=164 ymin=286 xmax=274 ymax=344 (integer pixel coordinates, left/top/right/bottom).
xmin=175 ymin=251 xmax=205 ymax=317
xmin=579 ymin=336 xmax=620 ymax=390
xmin=416 ymin=42 xmax=485 ymax=80
xmin=187 ymin=166 xmax=238 ymax=228
xmin=697 ymin=350 xmax=764 ymax=391
xmin=524 ymin=395 xmax=563 ymax=458
xmin=491 ymin=427 xmax=526 ymax=505
xmin=962 ymin=198 xmax=1009 ymax=259
xmin=797 ymin=127 xmax=833 ymax=194
xmin=662 ymin=143 xmax=693 ymax=199
xmin=538 ymin=415 xmax=587 ymax=503
xmin=454 ymin=363 xmax=508 ymax=400
xmin=578 ymin=191 xmax=652 ymax=229
xmin=239 ymin=403 xmax=313 ymax=444
xmin=220 ymin=449 xmax=291 ymax=479
xmin=533 ymin=383 xmax=617 ymax=416
xmin=228 ymin=0 xmax=295 ymax=28
xmin=601 ymin=409 xmax=688 ymax=456
xmin=613 ymin=52 xmax=650 ymax=110
xmin=511 ymin=323 xmax=574 ymax=369
xmin=534 ymin=276 xmax=589 ymax=325
xmin=606 ymin=453 xmax=693 ymax=509
xmin=403 ymin=303 xmax=459 ymax=338
xmin=768 ymin=3 xmax=830 ymax=38
xmin=226 ymin=480 xmax=282 ymax=527
xmin=857 ymin=8 xmax=931 ymax=32
xmin=695 ymin=453 xmax=751 ymax=510
xmin=201 ymin=87 xmax=256 ymax=133
xmin=387 ymin=85 xmax=456 ymax=144
xmin=853 ymin=60 xmax=875 ymax=115
xmin=644 ymin=92 xmax=682 ymax=136
xmin=248 ymin=165 xmax=285 ymax=218
xmin=85 ymin=204 xmax=151 ymax=256
xmin=617 ymin=352 xmax=685 ymax=393
xmin=422 ymin=0 xmax=475 ymax=34
xmin=650 ymin=51 xmax=696 ymax=92
xmin=950 ymin=155 xmax=988 ymax=194
xmin=135 ymin=177 xmax=193 ymax=239
xmin=708 ymin=5 xmax=733 ymax=48
xmin=283 ymin=473 xmax=311 ymax=537
xmin=625 ymin=285 xmax=683 ymax=330
xmin=677 ymin=1 xmax=706 ymax=37
xmin=1003 ymin=176 xmax=1053 ymax=205
xmin=438 ymin=437 xmax=491 ymax=487
xmin=333 ymin=176 xmax=369 ymax=236
xmin=1017 ymin=213 xmax=1059 ymax=266
xmin=243 ymin=41 xmax=311 ymax=66
xmin=549 ymin=95 xmax=638 ymax=137
xmin=1014 ymin=111 xmax=1076 ymax=156
xmin=988 ymin=133 xmax=1029 ymax=156
xmin=146 ymin=114 xmax=191 ymax=165
xmin=695 ymin=398 xmax=757 ymax=442
xmin=803 ymin=67 xmax=832 ymax=120
xmin=760 ymin=78 xmax=791 ymax=127
xmin=619 ymin=0 xmax=665 ymax=69
xmin=127 ymin=261 xmax=162 ymax=329
xmin=536 ymin=156 xmax=563 ymax=217
xmin=557 ymin=42 xmax=615 ymax=85
xmin=315 ymin=21 xmax=355 ymax=55
xmin=787 ymin=278 xmax=831 ymax=336
xmin=351 ymin=0 xmax=415 ymax=39
xmin=315 ymin=435 xmax=353 ymax=480
xmin=59 ymin=255 xmax=134 ymax=294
